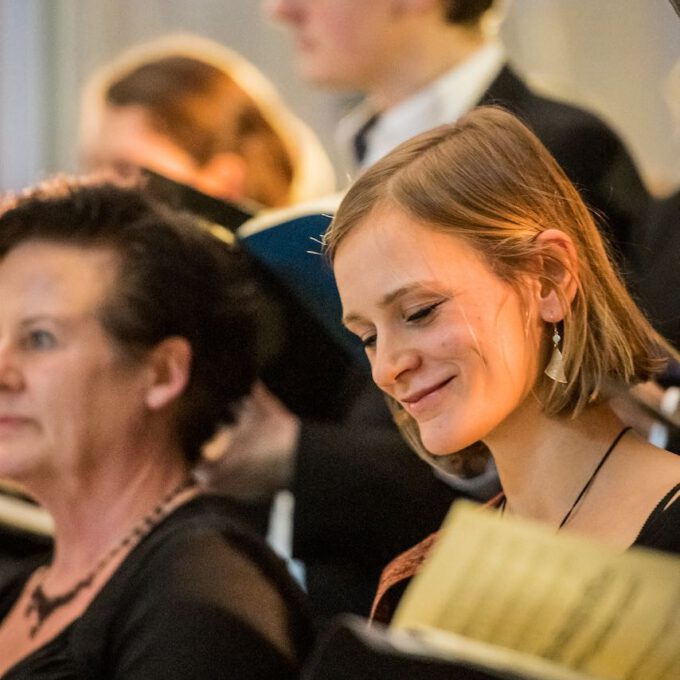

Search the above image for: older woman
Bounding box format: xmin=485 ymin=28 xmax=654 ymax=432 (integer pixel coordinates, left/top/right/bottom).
xmin=324 ymin=107 xmax=680 ymax=620
xmin=0 ymin=180 xmax=312 ymax=677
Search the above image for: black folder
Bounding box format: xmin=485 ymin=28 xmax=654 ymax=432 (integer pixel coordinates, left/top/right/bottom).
xmin=141 ymin=171 xmax=366 ymax=421
xmin=303 ymin=616 xmax=545 ymax=680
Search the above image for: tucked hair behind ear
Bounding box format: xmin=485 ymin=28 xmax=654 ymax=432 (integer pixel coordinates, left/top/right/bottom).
xmin=0 ymin=177 xmax=263 ymax=463
xmin=325 ymin=107 xmax=672 ymax=447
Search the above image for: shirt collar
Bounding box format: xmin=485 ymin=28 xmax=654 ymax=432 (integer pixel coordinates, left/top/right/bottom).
xmin=336 ymin=42 xmax=506 ymax=176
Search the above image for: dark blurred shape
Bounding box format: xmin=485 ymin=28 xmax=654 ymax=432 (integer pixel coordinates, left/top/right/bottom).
xmin=141 ymin=170 xmax=365 ymax=421
xmin=304 ymin=616 xmax=529 ymax=680
xmin=142 ymin=168 xmax=254 ymax=231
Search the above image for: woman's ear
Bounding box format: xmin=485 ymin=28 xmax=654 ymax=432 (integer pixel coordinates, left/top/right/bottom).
xmin=534 ymin=229 xmax=579 ymax=323
xmin=144 ymin=337 xmax=192 ymax=411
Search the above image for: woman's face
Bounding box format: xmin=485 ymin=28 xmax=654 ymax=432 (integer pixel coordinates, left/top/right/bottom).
xmin=81 ymin=104 xmax=200 ymax=184
xmin=0 ymin=241 xmax=152 ymax=483
xmin=334 ymin=208 xmax=543 ymax=454
xmin=80 ymin=104 xmax=247 ymax=202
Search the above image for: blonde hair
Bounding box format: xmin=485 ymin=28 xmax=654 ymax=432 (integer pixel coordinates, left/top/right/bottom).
xmin=325 ymin=107 xmax=672 ymax=454
xmin=80 ymin=34 xmax=335 ymax=207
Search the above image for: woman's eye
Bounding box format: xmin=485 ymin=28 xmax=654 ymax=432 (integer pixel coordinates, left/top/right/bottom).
xmin=406 ymin=301 xmax=443 ymax=323
xmin=25 ymin=329 xmax=58 ymax=350
xmin=361 ymin=333 xmax=377 ymax=349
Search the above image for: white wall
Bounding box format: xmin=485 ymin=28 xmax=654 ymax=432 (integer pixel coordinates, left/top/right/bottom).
xmin=502 ymin=0 xmax=680 ymax=194
xmin=0 ymin=0 xmax=679 ymax=194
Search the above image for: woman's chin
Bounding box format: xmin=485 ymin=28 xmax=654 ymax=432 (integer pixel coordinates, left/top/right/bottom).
xmin=419 ymin=429 xmax=481 ymax=457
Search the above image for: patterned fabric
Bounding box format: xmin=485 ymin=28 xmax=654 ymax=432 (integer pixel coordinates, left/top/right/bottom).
xmin=370 ymin=493 xmax=504 ymax=624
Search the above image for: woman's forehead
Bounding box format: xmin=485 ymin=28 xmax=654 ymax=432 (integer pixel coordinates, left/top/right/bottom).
xmin=336 ymin=208 xmax=484 ymax=273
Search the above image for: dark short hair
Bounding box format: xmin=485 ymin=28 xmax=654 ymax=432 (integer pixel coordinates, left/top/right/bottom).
xmin=0 ymin=178 xmax=261 ymax=463
xmin=442 ymin=0 xmax=494 ymax=24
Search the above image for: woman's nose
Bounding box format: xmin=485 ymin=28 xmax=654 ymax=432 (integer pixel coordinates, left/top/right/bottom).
xmin=370 ymin=339 xmax=420 ymax=392
xmin=0 ymin=344 xmax=23 ymax=391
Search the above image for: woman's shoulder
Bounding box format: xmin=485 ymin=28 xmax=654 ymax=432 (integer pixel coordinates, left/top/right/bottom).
xmin=101 ymin=492 xmax=311 ymax=626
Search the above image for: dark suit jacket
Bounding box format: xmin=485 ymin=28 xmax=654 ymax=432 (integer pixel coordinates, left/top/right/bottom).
xmin=293 ymin=382 xmax=463 ymax=618
xmin=291 ymin=67 xmax=650 ymax=621
xmin=480 ymin=66 xmax=649 ymax=273
xmin=633 ymin=190 xmax=680 ymax=351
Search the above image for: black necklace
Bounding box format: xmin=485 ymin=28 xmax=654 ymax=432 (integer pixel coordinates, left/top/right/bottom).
xmin=499 ymin=426 xmax=631 ymax=530
xmin=25 ymin=476 xmax=194 ymax=638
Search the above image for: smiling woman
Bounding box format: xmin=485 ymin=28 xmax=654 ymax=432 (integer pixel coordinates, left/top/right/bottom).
xmin=335 ymin=209 xmax=540 ymax=456
xmin=0 ymin=178 xmax=313 ymax=678
xmin=325 ymin=107 xmax=680 ymax=620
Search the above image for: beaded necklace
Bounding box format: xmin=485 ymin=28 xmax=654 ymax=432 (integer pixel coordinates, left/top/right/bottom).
xmin=24 ymin=476 xmax=194 ymax=638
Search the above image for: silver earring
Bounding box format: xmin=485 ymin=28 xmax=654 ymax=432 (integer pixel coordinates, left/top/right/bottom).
xmin=545 ymin=323 xmax=567 ymax=383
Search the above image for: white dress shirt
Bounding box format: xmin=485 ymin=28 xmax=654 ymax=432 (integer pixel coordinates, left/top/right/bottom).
xmin=336 ymin=41 xmax=506 ymax=177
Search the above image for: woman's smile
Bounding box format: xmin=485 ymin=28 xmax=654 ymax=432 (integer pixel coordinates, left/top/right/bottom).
xmin=398 ymin=376 xmax=456 ymax=417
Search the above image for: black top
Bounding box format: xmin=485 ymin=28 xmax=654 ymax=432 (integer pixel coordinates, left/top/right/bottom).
xmin=480 ymin=66 xmax=649 ymax=269
xmin=0 ymin=495 xmax=314 ymax=679
xmin=633 ymin=482 xmax=680 ymax=553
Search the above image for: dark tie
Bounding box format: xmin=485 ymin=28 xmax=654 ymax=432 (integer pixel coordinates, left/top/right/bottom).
xmin=353 ymin=114 xmax=380 ymax=164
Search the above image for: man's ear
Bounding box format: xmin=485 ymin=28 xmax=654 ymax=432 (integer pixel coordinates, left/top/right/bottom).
xmin=144 ymin=337 xmax=192 ymax=411
xmin=534 ymin=229 xmax=579 ymax=323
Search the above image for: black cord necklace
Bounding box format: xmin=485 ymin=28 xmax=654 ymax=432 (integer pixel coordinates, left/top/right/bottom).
xmin=499 ymin=426 xmax=632 ymax=530
xmin=24 ymin=476 xmax=195 ymax=638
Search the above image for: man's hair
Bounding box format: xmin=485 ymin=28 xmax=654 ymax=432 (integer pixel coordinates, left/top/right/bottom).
xmin=0 ymin=178 xmax=262 ymax=463
xmin=325 ymin=107 xmax=673 ymax=454
xmin=442 ymin=0 xmax=494 ymax=25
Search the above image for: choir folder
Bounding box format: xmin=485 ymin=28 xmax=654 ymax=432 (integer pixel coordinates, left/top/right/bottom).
xmin=304 ymin=501 xmax=680 ymax=680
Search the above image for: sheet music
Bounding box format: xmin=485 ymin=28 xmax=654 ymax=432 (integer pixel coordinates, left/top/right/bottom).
xmin=393 ymin=501 xmax=680 ymax=680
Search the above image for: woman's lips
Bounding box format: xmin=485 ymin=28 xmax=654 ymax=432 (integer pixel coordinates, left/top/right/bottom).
xmin=0 ymin=416 xmax=30 ymax=428
xmin=399 ymin=377 xmax=454 ymax=415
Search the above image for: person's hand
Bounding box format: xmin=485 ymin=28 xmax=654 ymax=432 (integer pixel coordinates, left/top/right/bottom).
xmin=198 ymin=381 xmax=301 ymax=501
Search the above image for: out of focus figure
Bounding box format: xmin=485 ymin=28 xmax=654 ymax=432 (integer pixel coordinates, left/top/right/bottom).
xmin=79 ymin=34 xmax=335 ymax=208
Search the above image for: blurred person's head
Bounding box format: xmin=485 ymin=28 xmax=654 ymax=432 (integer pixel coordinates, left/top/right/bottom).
xmin=80 ymin=34 xmax=335 ymax=207
xmin=265 ymin=0 xmax=495 ymax=107
xmin=0 ymin=178 xmax=262 ymax=466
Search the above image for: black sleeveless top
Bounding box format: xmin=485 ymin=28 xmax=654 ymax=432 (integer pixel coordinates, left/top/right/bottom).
xmin=631 ymin=482 xmax=680 ymax=554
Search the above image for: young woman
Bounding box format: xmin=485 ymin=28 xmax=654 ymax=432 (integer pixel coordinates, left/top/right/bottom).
xmin=324 ymin=107 xmax=680 ymax=620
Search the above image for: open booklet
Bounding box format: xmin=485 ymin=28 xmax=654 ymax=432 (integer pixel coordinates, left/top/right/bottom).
xmin=306 ymin=502 xmax=679 ymax=679
xmin=388 ymin=500 xmax=680 ymax=680
xmin=140 ymin=170 xmax=367 ymax=421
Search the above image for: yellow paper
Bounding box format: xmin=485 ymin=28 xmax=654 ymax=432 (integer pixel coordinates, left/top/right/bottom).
xmin=392 ymin=501 xmax=680 ymax=680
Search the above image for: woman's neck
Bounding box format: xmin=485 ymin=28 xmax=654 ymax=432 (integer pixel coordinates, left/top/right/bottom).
xmin=486 ymin=398 xmax=627 ymax=527
xmin=36 ymin=450 xmax=192 ymax=582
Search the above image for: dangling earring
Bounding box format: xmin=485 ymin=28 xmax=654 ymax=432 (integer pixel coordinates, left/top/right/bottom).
xmin=545 ymin=323 xmax=567 ymax=383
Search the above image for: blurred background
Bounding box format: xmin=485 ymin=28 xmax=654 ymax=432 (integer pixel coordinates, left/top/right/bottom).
xmin=0 ymin=0 xmax=679 ymax=195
